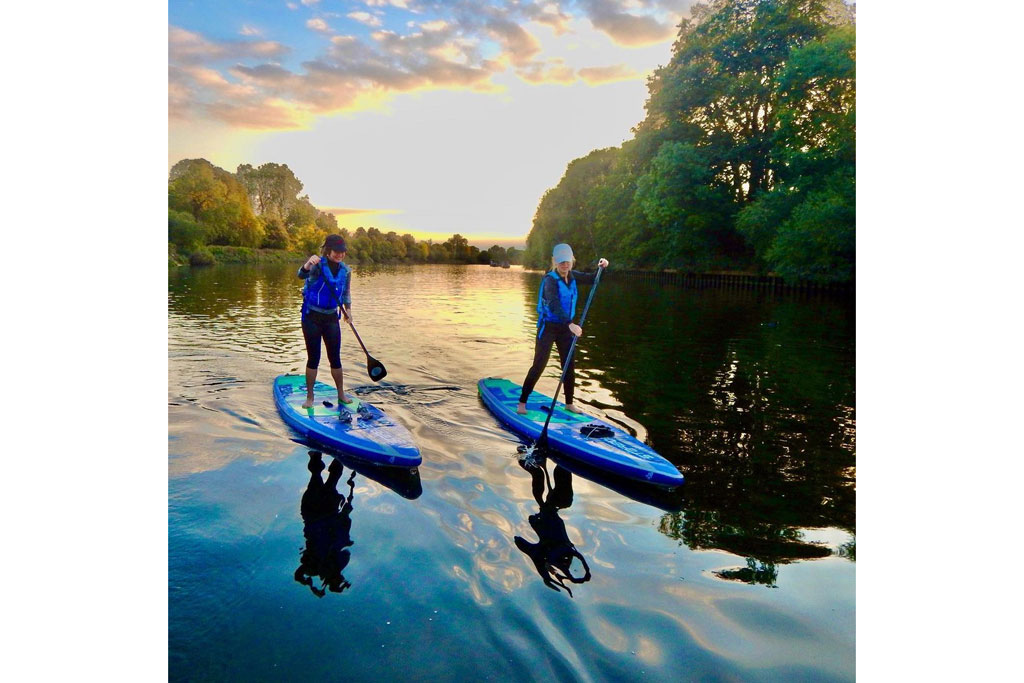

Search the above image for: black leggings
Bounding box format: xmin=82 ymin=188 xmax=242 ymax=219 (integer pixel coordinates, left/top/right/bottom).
xmin=520 ymin=323 xmax=576 ymax=405
xmin=302 ymin=310 xmax=342 ymax=370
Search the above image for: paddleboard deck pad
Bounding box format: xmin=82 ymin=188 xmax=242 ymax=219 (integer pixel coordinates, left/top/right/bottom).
xmin=274 ymin=374 xmax=420 ymax=467
xmin=478 ymin=377 xmax=683 ymax=488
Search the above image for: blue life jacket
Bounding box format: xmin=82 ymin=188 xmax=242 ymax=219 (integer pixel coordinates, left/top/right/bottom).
xmin=536 ymin=270 xmax=577 ymax=337
xmin=303 ymin=261 xmax=349 ymax=315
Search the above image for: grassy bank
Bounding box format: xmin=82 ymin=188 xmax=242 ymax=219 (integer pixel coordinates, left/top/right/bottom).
xmin=169 ymin=245 xmax=305 ymax=267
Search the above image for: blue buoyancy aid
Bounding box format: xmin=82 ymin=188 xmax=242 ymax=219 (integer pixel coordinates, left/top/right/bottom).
xmin=303 ymin=261 xmax=349 ymax=315
xmin=536 ymin=270 xmax=577 ymax=337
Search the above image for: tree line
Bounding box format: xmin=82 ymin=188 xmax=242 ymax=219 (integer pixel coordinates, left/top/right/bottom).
xmin=168 ymin=158 xmax=521 ymax=267
xmin=523 ymin=0 xmax=855 ymax=283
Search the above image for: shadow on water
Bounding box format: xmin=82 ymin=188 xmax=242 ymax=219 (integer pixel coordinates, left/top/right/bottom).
xmin=514 ymin=456 xmax=591 ymax=598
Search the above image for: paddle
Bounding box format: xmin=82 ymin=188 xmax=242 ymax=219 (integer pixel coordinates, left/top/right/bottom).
xmin=347 ymin=318 xmax=388 ymax=382
xmin=530 ymin=264 xmax=605 ymax=453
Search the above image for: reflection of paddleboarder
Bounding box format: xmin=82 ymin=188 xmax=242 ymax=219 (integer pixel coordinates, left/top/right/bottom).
xmin=295 ymin=452 xmax=355 ymax=597
xmin=514 ymin=457 xmax=591 ymax=597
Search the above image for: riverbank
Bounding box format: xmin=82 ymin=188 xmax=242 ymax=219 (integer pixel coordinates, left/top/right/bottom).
xmin=169 ymin=245 xmax=305 ymax=268
xmin=168 ymin=244 xmax=525 ymax=269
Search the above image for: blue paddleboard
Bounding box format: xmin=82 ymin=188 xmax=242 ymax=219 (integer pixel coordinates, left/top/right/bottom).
xmin=478 ymin=377 xmax=683 ymax=489
xmin=274 ymin=374 xmax=421 ymax=467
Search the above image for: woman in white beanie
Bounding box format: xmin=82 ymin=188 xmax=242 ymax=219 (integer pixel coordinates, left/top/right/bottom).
xmin=517 ymin=243 xmax=609 ymax=414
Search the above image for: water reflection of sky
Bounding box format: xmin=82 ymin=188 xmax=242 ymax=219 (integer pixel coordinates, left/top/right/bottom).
xmin=169 ymin=263 xmax=855 ymax=681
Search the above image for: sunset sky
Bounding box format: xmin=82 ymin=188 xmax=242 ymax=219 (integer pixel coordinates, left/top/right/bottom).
xmin=169 ymin=0 xmax=695 ymax=246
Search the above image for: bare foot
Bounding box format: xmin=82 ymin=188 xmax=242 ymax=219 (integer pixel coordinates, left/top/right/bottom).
xmin=565 ymin=403 xmax=582 ymax=413
xmin=340 ymin=393 xmax=356 ymax=405
xmin=517 ymin=402 xmax=528 ymax=415
xmin=302 ymin=397 xmax=315 ymax=409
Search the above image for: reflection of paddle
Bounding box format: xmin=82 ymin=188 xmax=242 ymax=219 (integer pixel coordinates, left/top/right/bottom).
xmin=531 ymin=265 xmax=605 ymax=453
xmin=347 ymin=318 xmax=388 ymax=382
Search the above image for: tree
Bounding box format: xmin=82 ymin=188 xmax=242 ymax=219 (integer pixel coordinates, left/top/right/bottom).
xmin=487 ymin=245 xmax=507 ymax=263
xmin=635 ymin=141 xmax=739 ymax=269
xmin=295 ymin=225 xmax=324 ymax=255
xmin=401 ymin=233 xmax=421 ymax=262
xmin=236 ymin=162 xmax=304 ymax=220
xmin=261 ymin=216 xmax=291 ymax=249
xmin=315 ymin=210 xmax=338 ymax=233
xmin=445 ymin=233 xmax=471 ymax=262
xmin=525 ymin=147 xmax=621 ymax=268
xmin=168 ymin=209 xmax=205 ymax=252
xmin=737 ymin=23 xmax=855 ymax=279
xmin=286 ymin=196 xmax=319 ymax=232
xmin=642 ymin=0 xmax=834 ymax=203
xmin=168 ymin=160 xmax=220 ymax=221
xmin=428 ymin=243 xmax=451 ymax=262
xmin=169 ymin=159 xmax=263 ymax=247
xmin=765 ymin=169 xmax=854 ymax=281
xmin=521 ymin=0 xmax=855 ymax=281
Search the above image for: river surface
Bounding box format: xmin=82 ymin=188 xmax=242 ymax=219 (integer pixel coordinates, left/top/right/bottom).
xmin=168 ymin=262 xmax=855 ymax=681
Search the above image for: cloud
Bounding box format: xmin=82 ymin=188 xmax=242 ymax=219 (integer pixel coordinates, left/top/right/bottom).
xmin=486 ymin=19 xmax=541 ymax=67
xmin=169 ymin=27 xmax=290 ymax=65
xmin=577 ymin=63 xmax=641 ymax=84
xmin=307 ymin=18 xmax=334 ymax=34
xmin=420 ymin=19 xmax=448 ymax=32
xmin=319 ymin=207 xmax=402 ymax=217
xmin=347 ymin=11 xmax=383 ymax=28
xmin=169 ymin=64 xmax=306 ymax=129
xmin=516 ymin=59 xmax=576 ymax=85
xmin=580 ymin=0 xmax=679 ymax=46
xmin=526 ymin=2 xmax=572 ymax=35
xmin=169 ymin=1 xmax=686 ymax=131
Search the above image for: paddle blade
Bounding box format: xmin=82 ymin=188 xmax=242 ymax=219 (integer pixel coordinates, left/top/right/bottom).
xmin=367 ymin=357 xmax=387 ymax=382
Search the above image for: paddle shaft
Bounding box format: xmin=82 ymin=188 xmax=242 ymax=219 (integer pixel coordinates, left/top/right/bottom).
xmin=346 ymin=318 xmax=371 ymax=356
xmin=536 ymin=265 xmax=605 ymax=447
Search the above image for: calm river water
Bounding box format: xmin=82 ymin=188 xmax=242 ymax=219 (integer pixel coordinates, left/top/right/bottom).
xmin=168 ymin=262 xmax=855 ymax=681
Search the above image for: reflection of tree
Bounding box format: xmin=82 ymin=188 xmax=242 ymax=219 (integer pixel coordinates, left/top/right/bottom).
xmin=715 ymin=559 xmax=779 ymax=587
xmin=168 ymin=262 xmax=301 ymax=318
xmin=295 ymin=452 xmax=356 ymax=597
xmin=555 ymin=279 xmax=856 ymax=585
xmin=514 ymin=458 xmax=591 ymax=597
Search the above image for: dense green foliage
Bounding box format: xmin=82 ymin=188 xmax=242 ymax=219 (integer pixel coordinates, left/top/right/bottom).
xmin=525 ymin=0 xmax=855 ymax=282
xmin=168 ymin=159 xmax=522 ymax=267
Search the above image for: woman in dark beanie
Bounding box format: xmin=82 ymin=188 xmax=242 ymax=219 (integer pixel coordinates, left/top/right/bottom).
xmin=297 ymin=234 xmax=353 ymax=409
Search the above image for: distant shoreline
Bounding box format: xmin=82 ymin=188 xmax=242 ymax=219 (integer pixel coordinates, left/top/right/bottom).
xmin=168 ymin=245 xmax=525 ymax=269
